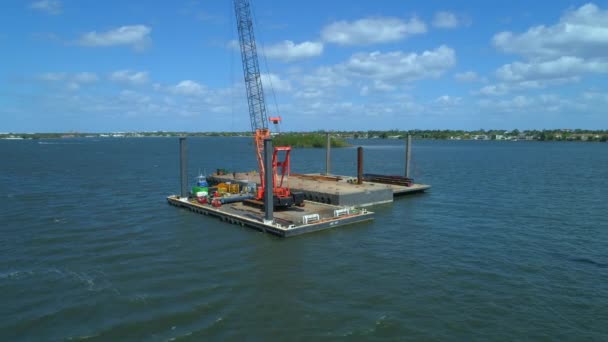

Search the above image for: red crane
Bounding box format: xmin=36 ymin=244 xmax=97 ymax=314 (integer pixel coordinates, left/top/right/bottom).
xmin=234 ymin=0 xmax=304 ymax=208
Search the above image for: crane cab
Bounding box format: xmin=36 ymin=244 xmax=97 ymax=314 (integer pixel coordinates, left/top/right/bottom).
xmin=269 ymin=116 xmax=282 ymax=133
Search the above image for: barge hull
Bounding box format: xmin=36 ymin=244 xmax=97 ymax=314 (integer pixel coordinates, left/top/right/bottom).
xmin=167 ymin=196 xmax=374 ymax=237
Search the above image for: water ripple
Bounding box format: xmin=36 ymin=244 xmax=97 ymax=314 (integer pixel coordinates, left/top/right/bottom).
xmin=1 ymin=138 xmax=607 ymax=340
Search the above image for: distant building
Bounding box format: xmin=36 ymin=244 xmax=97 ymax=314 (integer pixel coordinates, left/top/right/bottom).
xmin=569 ymin=133 xmax=589 ymax=141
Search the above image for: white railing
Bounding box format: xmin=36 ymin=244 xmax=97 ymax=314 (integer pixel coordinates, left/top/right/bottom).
xmin=333 ymin=208 xmax=350 ymax=217
xmin=302 ymin=214 xmax=320 ymax=224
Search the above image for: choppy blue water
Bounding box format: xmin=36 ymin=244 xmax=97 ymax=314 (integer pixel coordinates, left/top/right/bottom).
xmin=1 ymin=137 xmax=607 ymax=340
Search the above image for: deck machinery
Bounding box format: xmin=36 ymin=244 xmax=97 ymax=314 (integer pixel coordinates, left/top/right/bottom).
xmin=233 ymin=0 xmax=304 ymax=208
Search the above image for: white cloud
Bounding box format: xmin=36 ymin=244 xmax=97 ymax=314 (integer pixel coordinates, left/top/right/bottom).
xmin=300 ymin=66 xmax=352 ymax=89
xmin=432 ymin=12 xmax=460 ymax=29
xmin=29 ymin=0 xmax=62 ymax=15
xmin=493 ymin=3 xmax=608 ymax=60
xmin=321 ymin=17 xmax=426 ymax=45
xmin=454 ymin=71 xmax=481 ymax=82
xmin=39 ymin=72 xmax=67 ymax=81
xmin=226 ymin=39 xmax=239 ymax=50
xmin=109 ymin=70 xmax=149 ymax=85
xmin=72 ymin=72 xmax=98 ymax=83
xmin=38 ymin=72 xmax=98 ymax=85
xmin=294 ymin=89 xmax=323 ymax=99
xmin=582 ymin=91 xmax=608 ymax=102
xmin=487 ymin=3 xmax=608 ymax=95
xmin=286 ymin=97 xmax=425 ymax=123
xmin=66 ymin=82 xmax=80 ymax=91
xmin=359 ymin=86 xmax=369 ymax=96
xmin=295 ymin=46 xmax=454 ymax=97
xmin=37 ymin=72 xmax=97 ymax=92
xmin=476 ymin=77 xmax=579 ymax=96
xmin=261 ymin=73 xmax=291 ymax=92
xmin=477 ymin=84 xmax=510 ymax=96
xmin=435 ymin=95 xmax=462 ymax=105
xmin=77 ymin=25 xmax=152 ymax=50
xmin=119 ymin=90 xmax=151 ymax=104
xmin=496 ymin=56 xmax=608 ymax=82
xmin=477 ymin=94 xmax=579 ymax=114
xmin=343 ymin=45 xmax=456 ymax=82
xmin=168 ymin=80 xmax=206 ymax=96
xmin=373 ymin=80 xmax=396 ymax=92
xmin=427 ymin=95 xmax=463 ymax=114
xmin=264 ymin=40 xmax=323 ymax=62
xmin=358 ymin=80 xmax=397 ymax=96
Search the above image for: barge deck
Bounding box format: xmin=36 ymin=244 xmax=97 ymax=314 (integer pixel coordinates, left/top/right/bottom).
xmin=167 ymin=195 xmax=374 ymax=237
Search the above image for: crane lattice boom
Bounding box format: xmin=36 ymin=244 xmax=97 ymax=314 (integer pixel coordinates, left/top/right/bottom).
xmin=233 ymin=0 xmax=303 ymax=207
xmin=234 ymin=0 xmax=271 ymax=198
xmin=234 ymin=0 xmax=268 ymax=133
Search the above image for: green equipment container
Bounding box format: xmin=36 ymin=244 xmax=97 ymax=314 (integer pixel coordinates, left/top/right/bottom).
xmin=192 ymin=186 xmax=209 ymax=197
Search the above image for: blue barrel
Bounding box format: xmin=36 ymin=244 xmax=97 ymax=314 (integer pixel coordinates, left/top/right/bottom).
xmin=197 ymin=180 xmax=209 ymax=187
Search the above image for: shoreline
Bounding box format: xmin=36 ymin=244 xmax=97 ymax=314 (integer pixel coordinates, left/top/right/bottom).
xmin=2 ymin=130 xmax=607 ymax=143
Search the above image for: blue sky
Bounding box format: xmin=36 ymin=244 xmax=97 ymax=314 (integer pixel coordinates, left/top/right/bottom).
xmin=1 ymin=0 xmax=607 ymax=132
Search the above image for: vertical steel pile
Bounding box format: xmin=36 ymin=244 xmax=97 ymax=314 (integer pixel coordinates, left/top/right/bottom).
xmin=264 ymin=138 xmax=273 ymax=222
xmin=179 ymin=137 xmax=188 ymax=198
xmin=357 ymin=146 xmax=363 ymax=185
xmin=405 ymin=134 xmax=412 ymax=178
xmin=325 ymin=132 xmax=331 ymax=175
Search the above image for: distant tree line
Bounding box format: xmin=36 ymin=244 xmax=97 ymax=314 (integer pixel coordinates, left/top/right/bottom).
xmin=324 ymin=129 xmax=608 ymax=142
xmin=2 ymin=129 xmax=607 ymax=142
xmin=273 ymin=133 xmax=350 ymax=148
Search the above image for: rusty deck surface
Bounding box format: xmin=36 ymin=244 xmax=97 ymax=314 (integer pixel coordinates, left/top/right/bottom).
xmin=207 ymin=172 xmax=430 ymax=207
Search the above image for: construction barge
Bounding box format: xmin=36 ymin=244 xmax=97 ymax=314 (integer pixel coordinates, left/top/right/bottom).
xmin=168 ymin=138 xmax=380 ymax=237
xmin=166 ymin=1 xmax=429 ymax=237
xmin=167 ymin=195 xmax=373 ymax=237
xmin=167 ymin=136 xmax=431 ymax=237
xmin=169 ymin=166 xmax=429 ymax=237
xmin=208 ymin=172 xmax=430 ymax=207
